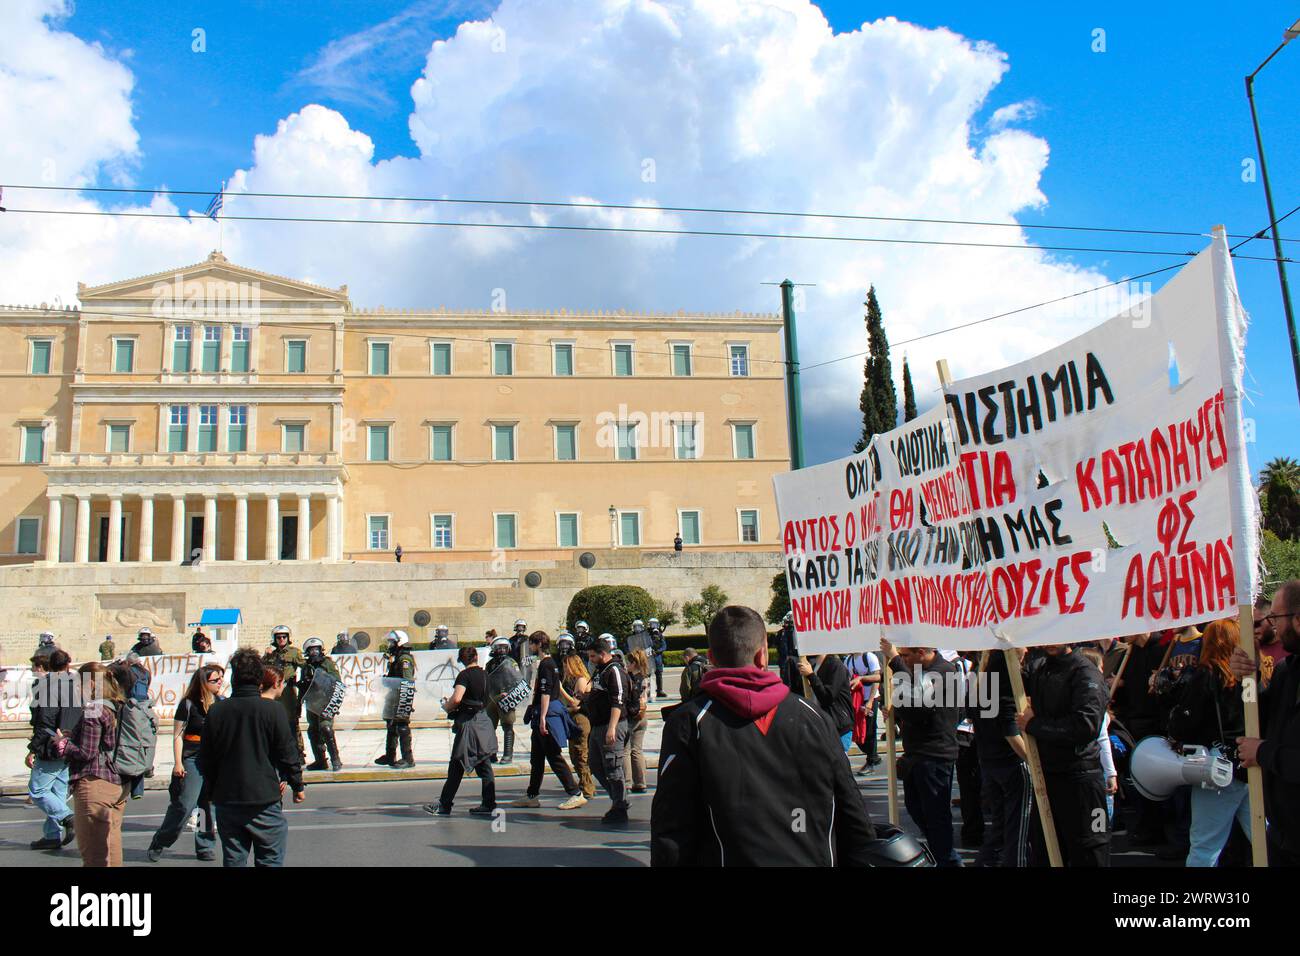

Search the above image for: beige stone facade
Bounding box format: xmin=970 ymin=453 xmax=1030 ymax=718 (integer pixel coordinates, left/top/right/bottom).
xmin=1 ymin=252 xmax=789 ymax=567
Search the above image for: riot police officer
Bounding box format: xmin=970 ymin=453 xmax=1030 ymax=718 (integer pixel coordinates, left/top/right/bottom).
xmin=264 ymin=624 xmax=307 ymax=758
xmin=299 ymin=637 xmax=343 ymax=771
xmin=648 ymin=618 xmax=668 ymax=699
xmin=574 ymin=620 xmax=595 ymax=676
xmin=375 ymin=629 xmax=417 ymax=768
xmin=627 ymin=619 xmax=652 ymax=657
xmin=509 ymin=619 xmax=529 ymax=665
xmin=429 ymin=624 xmax=454 ymax=649
xmin=330 ymin=631 xmax=358 ymax=655
xmin=485 ymin=635 xmax=524 ymax=763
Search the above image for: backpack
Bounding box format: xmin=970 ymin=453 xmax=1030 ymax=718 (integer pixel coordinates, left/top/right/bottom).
xmin=627 ymin=671 xmax=646 ymax=720
xmin=104 ymin=698 xmax=159 ymax=778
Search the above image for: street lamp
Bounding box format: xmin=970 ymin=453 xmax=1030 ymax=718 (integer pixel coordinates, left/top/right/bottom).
xmin=608 ymin=505 xmax=617 ymax=549
xmin=1245 ymin=19 xmax=1300 ymax=406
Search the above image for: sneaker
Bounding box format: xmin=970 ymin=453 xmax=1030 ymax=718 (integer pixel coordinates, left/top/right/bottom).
xmin=601 ymin=807 xmax=630 ymax=826
xmin=510 ymin=796 xmax=541 ymax=808
xmin=306 ymin=761 xmax=329 ymax=771
xmin=656 ymin=693 xmax=668 ymax=699
xmin=393 ymin=758 xmax=416 ymax=769
xmin=557 ymin=794 xmax=588 ymax=810
xmin=146 ymin=844 xmax=163 ymax=863
xmin=331 ymin=762 xmax=343 ymax=772
xmin=374 ymin=755 xmax=395 ymax=766
xmin=196 ymin=853 xmax=216 ymax=862
xmin=60 ymin=816 xmax=75 ymax=846
xmin=468 ymin=804 xmax=496 ymax=816
xmin=423 ymin=803 xmax=452 ymax=816
xmin=630 ymin=785 xmax=647 ymax=793
xmin=30 ymin=837 xmax=62 ymax=850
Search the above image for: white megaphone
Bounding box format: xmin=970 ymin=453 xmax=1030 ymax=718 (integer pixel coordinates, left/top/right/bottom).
xmin=1130 ymin=736 xmax=1236 ymax=801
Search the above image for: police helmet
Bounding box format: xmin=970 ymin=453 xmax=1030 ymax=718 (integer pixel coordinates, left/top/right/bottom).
xmin=137 ymin=626 xmax=154 ymax=639
xmin=513 ymin=619 xmax=528 ymax=631
xmin=272 ymin=625 xmax=291 ymax=641
xmin=556 ymin=632 xmax=575 ymax=652
xmin=491 ymin=635 xmax=512 ymax=654
xmin=435 ymin=624 xmax=449 ymax=635
xmin=575 ymin=620 xmax=589 ymax=632
xmin=387 ymin=629 xmax=410 ymax=647
xmin=632 ymin=619 xmax=645 ymax=631
xmin=648 ymin=618 xmax=659 ymax=628
xmin=303 ymin=637 xmax=325 ymax=653
xmin=597 ymin=633 xmax=617 ymax=652
xmin=38 ymin=631 xmax=56 ymax=646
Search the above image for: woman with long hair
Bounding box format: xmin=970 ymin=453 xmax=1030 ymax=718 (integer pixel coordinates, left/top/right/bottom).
xmin=1161 ymin=618 xmax=1250 ymax=866
xmin=50 ymin=662 xmax=128 ymax=867
xmin=146 ymin=663 xmax=225 ymax=862
xmin=624 ymin=648 xmax=652 ymax=793
xmin=557 ymin=649 xmax=596 ymax=799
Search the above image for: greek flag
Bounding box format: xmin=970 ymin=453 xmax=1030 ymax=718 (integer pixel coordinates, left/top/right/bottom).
xmin=204 ymin=187 xmax=223 ymax=220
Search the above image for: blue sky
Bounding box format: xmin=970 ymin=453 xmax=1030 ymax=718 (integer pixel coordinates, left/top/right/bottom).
xmin=24 ymin=1 xmax=1300 ymax=472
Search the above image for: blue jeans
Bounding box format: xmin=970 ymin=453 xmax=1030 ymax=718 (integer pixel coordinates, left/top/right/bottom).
xmin=839 ymin=730 xmax=853 ymax=754
xmin=150 ymin=756 xmax=216 ymax=856
xmin=214 ymin=802 xmax=288 ymax=867
xmin=1187 ymin=779 xmax=1251 ymax=867
xmin=29 ymin=757 xmax=70 ymax=840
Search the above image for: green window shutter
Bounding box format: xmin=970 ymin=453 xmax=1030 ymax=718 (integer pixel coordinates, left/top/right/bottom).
xmin=173 ymin=340 xmax=191 ymax=372
xmin=22 ymin=426 xmax=45 ymax=463
xmin=432 ymin=343 xmax=451 ymax=376
xmin=493 ymin=343 xmax=513 ymax=375
xmin=619 ymin=512 xmax=640 ymax=546
xmin=228 ymin=426 xmax=247 ymax=452
xmin=495 ymin=514 xmax=516 ymax=548
xmin=31 ymin=341 xmax=52 ymax=375
xmin=681 ymin=511 xmax=700 ymax=545
xmin=368 ymin=426 xmax=390 ymax=461
xmin=494 ymin=426 xmax=514 ymax=461
xmin=108 ymin=425 xmax=130 ymax=453
xmin=114 ymin=340 xmax=134 ymax=373
xmin=370 ymin=343 xmax=390 ymax=375
xmin=230 ymin=340 xmax=249 ymax=372
xmin=284 ymin=425 xmax=304 ymax=453
xmin=554 ymin=345 xmax=573 ymax=376
xmin=431 ymin=426 xmax=452 ymax=461
xmin=287 ymin=341 xmax=305 ymax=372
xmin=558 ymin=513 xmax=578 ymax=547
xmin=734 ymin=424 xmax=754 ymax=459
xmin=17 ymin=518 xmax=40 ymax=554
xmin=673 ymin=345 xmax=691 ymax=376
xmin=556 ymin=425 xmax=576 ymax=461
xmin=614 ymin=344 xmax=632 ymax=376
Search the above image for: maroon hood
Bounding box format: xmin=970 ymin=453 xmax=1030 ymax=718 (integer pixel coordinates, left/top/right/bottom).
xmin=701 ymin=666 xmax=789 ymax=721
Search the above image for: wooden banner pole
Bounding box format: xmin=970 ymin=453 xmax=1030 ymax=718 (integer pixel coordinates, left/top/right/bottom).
xmin=1107 ymin=641 xmax=1133 ymax=705
xmin=1236 ymin=606 xmax=1268 ymax=867
xmin=937 ymin=358 xmax=1061 ymax=867
xmin=881 ymin=643 xmax=899 ymax=827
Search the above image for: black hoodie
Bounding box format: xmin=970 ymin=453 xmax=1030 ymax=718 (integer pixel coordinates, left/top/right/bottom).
xmin=1023 ymin=650 xmax=1106 ymax=776
xmin=806 ymin=654 xmax=854 ymax=736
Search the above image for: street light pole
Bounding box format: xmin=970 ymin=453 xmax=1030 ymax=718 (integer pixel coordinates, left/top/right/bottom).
xmin=1245 ymin=19 xmax=1300 ymax=406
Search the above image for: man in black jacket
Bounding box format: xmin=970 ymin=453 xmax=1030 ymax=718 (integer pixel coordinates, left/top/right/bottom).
xmin=881 ymin=639 xmax=962 ymax=866
xmin=798 ymin=652 xmax=854 ymax=750
xmin=1018 ymin=644 xmax=1109 ymax=867
xmin=197 ymin=648 xmax=305 ymax=867
xmin=1235 ymin=579 xmax=1300 ymax=865
xmin=973 ymin=650 xmax=1030 ymax=867
xmin=652 ymin=606 xmax=875 ymax=866
xmin=26 ymin=650 xmax=78 ymax=850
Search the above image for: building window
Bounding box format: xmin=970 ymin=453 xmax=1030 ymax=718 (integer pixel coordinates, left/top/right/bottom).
xmin=197 ymin=404 xmax=218 ymax=452
xmin=739 ymin=509 xmax=759 ymax=543
xmin=553 ymin=343 xmax=574 ymax=376
xmin=430 ymin=425 xmax=453 ymax=461
xmin=612 ymin=342 xmax=633 ymax=376
xmin=557 ymin=512 xmax=579 ymax=547
xmin=231 ymin=326 xmax=251 ymax=372
xmin=368 ymin=515 xmax=390 ymax=550
xmin=369 ymin=341 xmax=390 ymax=375
xmin=492 ymin=424 xmax=515 ymax=462
xmin=431 ymin=341 xmax=452 ymax=376
xmin=679 ymin=510 xmax=701 ymax=546
xmin=492 ymin=342 xmax=513 ymax=376
xmin=172 ymin=326 xmax=192 ymax=372
xmin=16 ymin=516 xmax=41 ymax=554
xmin=554 ymin=424 xmax=577 ymax=461
xmin=113 ymin=338 xmax=135 ymax=373
xmin=367 ymin=424 xmax=391 ymax=462
xmin=167 ymin=406 xmax=189 ymax=452
xmin=285 ymin=339 xmax=307 ymax=373
xmin=730 ymin=344 xmax=750 ymax=377
xmin=616 ymin=423 xmax=637 ymax=461
xmin=282 ymin=423 xmax=305 ymax=454
xmin=675 ymin=421 xmax=697 ymax=460
xmin=619 ymin=511 xmax=640 ymax=546
xmin=30 ymin=340 xmax=53 ymax=375
xmin=494 ymin=513 xmax=517 ymax=549
xmin=227 ymin=406 xmax=247 ymax=452
xmin=201 ymin=325 xmax=222 ymax=372
xmin=672 ymin=343 xmax=692 ymax=376
xmin=107 ymin=423 xmax=131 ymax=453
xmin=732 ymin=423 xmax=755 ymax=460
xmin=21 ymin=425 xmax=46 ymax=463
xmin=431 ymin=514 xmax=453 ymax=549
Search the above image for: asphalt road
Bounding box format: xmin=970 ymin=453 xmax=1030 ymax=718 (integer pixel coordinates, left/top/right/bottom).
xmin=0 ymin=769 xmax=1167 ymax=867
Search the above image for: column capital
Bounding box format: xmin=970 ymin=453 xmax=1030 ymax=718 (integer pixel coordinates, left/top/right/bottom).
xmin=233 ymin=491 xmax=249 ymax=500
xmin=138 ymin=490 xmax=155 ymax=501
xmin=203 ymin=491 xmax=217 ymax=501
xmin=106 ymin=491 xmax=124 ymax=501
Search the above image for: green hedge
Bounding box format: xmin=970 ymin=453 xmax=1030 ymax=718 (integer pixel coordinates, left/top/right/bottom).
xmin=663 ymin=647 xmax=778 ymax=668
xmin=566 ymin=585 xmax=658 ymax=642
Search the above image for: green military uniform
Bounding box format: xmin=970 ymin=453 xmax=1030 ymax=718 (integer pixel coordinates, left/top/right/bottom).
xmin=98 ymin=638 xmax=115 ymax=661
xmin=300 ymin=653 xmax=343 ymax=770
xmin=264 ymin=641 xmax=308 ymax=756
xmin=377 ymin=645 xmax=416 ymax=766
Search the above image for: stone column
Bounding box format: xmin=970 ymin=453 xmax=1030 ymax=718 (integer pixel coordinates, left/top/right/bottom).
xmin=106 ymin=495 xmax=123 ymax=564
xmin=139 ymin=495 xmax=154 ymax=562
xmin=203 ymin=494 xmax=217 ymax=563
xmin=326 ymin=494 xmax=340 ymax=561
xmin=171 ymin=495 xmax=186 ymax=563
xmin=45 ymin=495 xmax=62 ymax=563
xmin=265 ymin=495 xmax=279 ymax=561
xmin=297 ymin=494 xmax=311 ymax=561
xmin=234 ymin=493 xmax=248 ymax=561
xmin=74 ymin=496 xmax=90 ymax=563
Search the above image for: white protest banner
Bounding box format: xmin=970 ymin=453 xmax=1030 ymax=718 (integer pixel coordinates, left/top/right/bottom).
xmin=773 ymin=234 xmax=1258 ymax=652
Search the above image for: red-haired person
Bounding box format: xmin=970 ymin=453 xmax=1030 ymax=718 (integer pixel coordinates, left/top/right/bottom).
xmin=147 ymin=663 xmax=225 ymax=862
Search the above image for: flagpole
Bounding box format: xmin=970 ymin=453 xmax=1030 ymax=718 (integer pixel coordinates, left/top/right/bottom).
xmin=218 ymin=180 xmax=225 ymax=252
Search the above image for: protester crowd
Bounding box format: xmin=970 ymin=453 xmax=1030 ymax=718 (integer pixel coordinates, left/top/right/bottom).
xmin=17 ymin=582 xmax=1300 ymax=867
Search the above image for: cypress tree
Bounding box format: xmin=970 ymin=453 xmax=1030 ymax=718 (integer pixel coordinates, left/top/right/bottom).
xmin=902 ymin=355 xmax=918 ymax=422
xmin=853 ymin=285 xmax=898 ymax=452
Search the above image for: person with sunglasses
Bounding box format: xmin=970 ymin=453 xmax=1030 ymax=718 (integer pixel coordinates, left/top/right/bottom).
xmin=146 ymin=663 xmax=226 ymax=862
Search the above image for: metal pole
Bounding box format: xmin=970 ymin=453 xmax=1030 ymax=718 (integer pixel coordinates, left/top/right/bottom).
xmin=1246 ymin=51 xmax=1300 ymax=406
xmin=780 ymin=279 xmax=806 ymax=470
